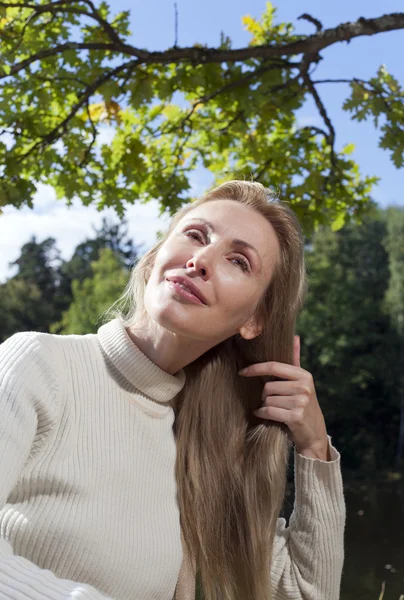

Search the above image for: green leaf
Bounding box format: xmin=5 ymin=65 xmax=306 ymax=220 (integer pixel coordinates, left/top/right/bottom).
xmin=330 ymin=212 xmax=346 ymax=232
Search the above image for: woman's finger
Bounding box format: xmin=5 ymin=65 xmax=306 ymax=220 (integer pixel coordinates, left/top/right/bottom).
xmin=262 ymin=395 xmax=298 ymax=410
xmin=253 ymin=405 xmax=291 ymax=423
xmin=262 ymin=380 xmax=302 ymax=399
xmin=239 ymin=361 xmax=302 ymax=380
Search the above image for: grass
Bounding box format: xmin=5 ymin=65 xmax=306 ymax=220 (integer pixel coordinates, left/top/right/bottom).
xmin=378 ymin=580 xmax=404 ymax=600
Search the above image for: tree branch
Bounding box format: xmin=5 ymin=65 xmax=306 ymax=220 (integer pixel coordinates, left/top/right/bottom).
xmin=253 ymin=157 xmax=273 ymax=181
xmin=313 ymin=78 xmax=401 ymax=112
xmin=218 ymin=110 xmax=244 ymax=134
xmin=164 ymin=117 xmax=194 ymax=196
xmin=79 ymin=0 xmax=125 ymax=44
xmin=79 ymin=98 xmax=98 ymax=169
xmin=0 ymin=42 xmax=132 ymax=81
xmin=35 ymin=73 xmax=90 ymax=88
xmin=174 ymin=1 xmax=179 ymax=48
xmin=0 ymin=0 xmax=123 ymax=44
xmin=299 ymin=54 xmax=338 ymax=188
xmin=300 ymin=125 xmax=329 ymax=138
xmin=298 ymin=13 xmax=323 ymax=32
xmin=1 ymin=10 xmax=403 ymax=79
xmin=14 ymin=58 xmax=140 ymax=163
xmin=303 ymin=74 xmax=336 ymax=150
xmin=160 ymin=61 xmax=297 ymax=137
xmin=312 ymin=78 xmax=358 ymax=84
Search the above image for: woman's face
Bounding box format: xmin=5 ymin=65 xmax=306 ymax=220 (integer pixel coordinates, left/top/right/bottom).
xmin=144 ymin=199 xmax=280 ymax=344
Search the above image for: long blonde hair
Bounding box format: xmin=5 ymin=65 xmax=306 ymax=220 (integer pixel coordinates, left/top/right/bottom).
xmin=108 ymin=181 xmax=308 ymax=600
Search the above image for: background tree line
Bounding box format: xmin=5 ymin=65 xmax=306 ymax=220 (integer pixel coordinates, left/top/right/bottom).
xmin=0 ymin=217 xmax=140 ymax=339
xmin=1 ymin=204 xmax=403 ymax=476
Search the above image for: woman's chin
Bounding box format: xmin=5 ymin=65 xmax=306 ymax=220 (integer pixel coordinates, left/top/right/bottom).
xmin=148 ymin=302 xmax=203 ymax=336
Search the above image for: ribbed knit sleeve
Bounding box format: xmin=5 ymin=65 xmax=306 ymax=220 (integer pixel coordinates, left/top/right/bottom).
xmin=0 ymin=332 xmax=113 ymax=600
xmin=270 ymin=435 xmax=346 ymax=600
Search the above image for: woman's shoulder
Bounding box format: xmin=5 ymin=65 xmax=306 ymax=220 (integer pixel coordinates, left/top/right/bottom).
xmin=0 ymin=329 xmax=99 ymax=380
xmin=1 ymin=327 xmax=96 ymax=352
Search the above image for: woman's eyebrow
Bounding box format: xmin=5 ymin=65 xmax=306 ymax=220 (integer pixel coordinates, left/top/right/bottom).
xmin=186 ymin=217 xmax=262 ymax=269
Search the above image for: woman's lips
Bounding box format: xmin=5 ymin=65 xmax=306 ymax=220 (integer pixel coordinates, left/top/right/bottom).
xmin=166 ymin=280 xmax=205 ymax=305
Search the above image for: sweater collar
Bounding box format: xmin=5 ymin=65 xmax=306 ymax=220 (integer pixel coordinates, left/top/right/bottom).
xmin=97 ymin=318 xmax=186 ymax=406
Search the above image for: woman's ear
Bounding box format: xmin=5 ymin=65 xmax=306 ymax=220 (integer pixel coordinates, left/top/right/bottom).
xmin=239 ymin=316 xmax=263 ymax=341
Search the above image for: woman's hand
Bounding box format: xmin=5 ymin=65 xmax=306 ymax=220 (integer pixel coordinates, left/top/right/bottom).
xmin=238 ymin=335 xmax=330 ymax=460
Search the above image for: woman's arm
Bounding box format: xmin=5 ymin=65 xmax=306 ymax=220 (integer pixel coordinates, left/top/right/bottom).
xmin=270 ymin=436 xmax=346 ymax=600
xmin=0 ymin=332 xmax=114 ymax=600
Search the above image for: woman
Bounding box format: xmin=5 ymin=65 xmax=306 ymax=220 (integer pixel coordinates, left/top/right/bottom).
xmin=0 ymin=180 xmax=345 ymax=600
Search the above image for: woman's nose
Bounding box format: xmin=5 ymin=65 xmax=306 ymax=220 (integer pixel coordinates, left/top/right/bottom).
xmin=185 ymin=253 xmax=210 ymax=278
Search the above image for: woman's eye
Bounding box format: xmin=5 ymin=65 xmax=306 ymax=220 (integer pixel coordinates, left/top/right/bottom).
xmin=232 ymin=257 xmax=250 ymax=272
xmin=185 ymin=230 xmax=204 ymax=242
xmin=185 ymin=230 xmax=250 ymax=272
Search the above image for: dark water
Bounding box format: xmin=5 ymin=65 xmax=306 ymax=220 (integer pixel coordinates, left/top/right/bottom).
xmin=341 ymin=479 xmax=404 ymax=600
xmin=283 ymin=478 xmax=404 ymax=600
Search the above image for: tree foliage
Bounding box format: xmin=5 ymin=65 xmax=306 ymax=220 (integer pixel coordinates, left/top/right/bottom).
xmin=382 ymin=207 xmax=404 ymax=469
xmin=0 ymin=278 xmax=48 ymax=342
xmin=297 ymin=207 xmax=402 ymax=471
xmin=52 ymin=247 xmax=129 ymax=334
xmin=10 ymin=235 xmax=62 ymax=301
xmin=0 ymin=2 xmax=403 ymax=232
xmin=60 ymin=216 xmax=140 ymax=299
xmin=383 ymin=207 xmax=404 ymax=334
xmin=0 ymin=218 xmax=136 ymax=340
xmin=5 ymin=236 xmax=68 ymax=335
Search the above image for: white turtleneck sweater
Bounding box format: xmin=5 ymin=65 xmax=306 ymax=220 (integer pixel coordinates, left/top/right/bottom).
xmin=0 ymin=318 xmax=346 ymax=600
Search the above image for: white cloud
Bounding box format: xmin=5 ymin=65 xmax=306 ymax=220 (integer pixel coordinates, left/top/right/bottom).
xmin=0 ymin=132 xmax=14 ymax=150
xmin=0 ymin=183 xmax=171 ymax=283
xmin=96 ymin=125 xmax=116 ymax=146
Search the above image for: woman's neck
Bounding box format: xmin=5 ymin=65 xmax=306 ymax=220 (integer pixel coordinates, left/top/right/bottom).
xmin=126 ymin=317 xmax=213 ymax=375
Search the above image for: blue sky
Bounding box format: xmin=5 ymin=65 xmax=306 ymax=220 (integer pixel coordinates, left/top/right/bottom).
xmin=0 ymin=0 xmax=402 ymax=281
